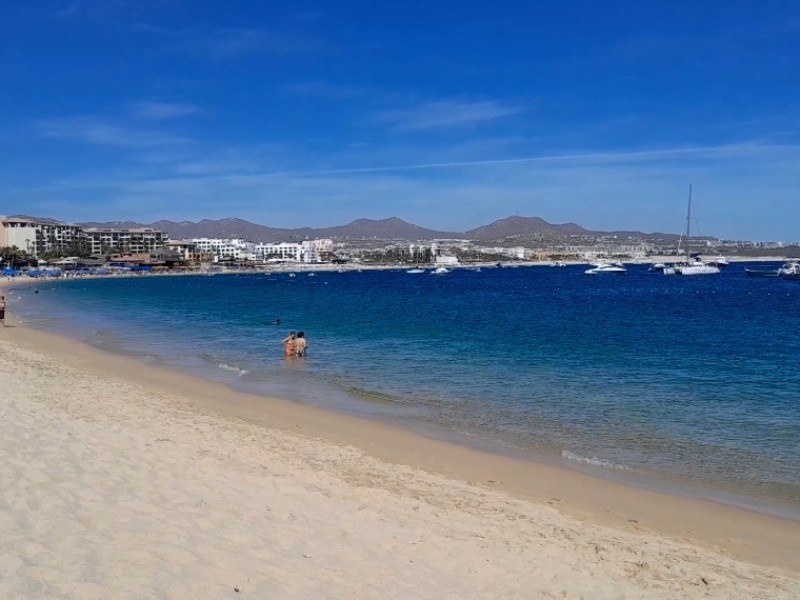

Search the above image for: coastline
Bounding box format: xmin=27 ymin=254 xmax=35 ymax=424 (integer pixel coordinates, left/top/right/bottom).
xmin=2 ymin=277 xmax=800 ymax=595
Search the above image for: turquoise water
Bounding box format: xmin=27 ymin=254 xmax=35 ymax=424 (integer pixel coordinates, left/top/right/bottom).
xmin=13 ymin=265 xmax=800 ymax=514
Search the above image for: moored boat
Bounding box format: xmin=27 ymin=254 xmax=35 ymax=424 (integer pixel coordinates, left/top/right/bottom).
xmin=745 ymin=267 xmax=781 ymax=277
xmin=710 ymin=256 xmax=730 ymax=267
xmin=585 ymin=263 xmax=627 ymax=275
xmin=663 ymin=185 xmax=720 ymax=276
xmin=779 ymin=261 xmax=800 ymax=280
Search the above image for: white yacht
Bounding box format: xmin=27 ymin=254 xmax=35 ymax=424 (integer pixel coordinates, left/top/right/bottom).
xmin=663 ymin=185 xmax=720 ymax=276
xmin=779 ymin=261 xmax=800 ymax=279
xmin=585 ymin=263 xmax=627 ymax=275
xmin=431 ymin=266 xmax=451 ymax=275
xmin=710 ymin=256 xmax=730 ymax=267
xmin=676 ymin=261 xmax=720 ymax=276
xmin=406 ymin=267 xmax=426 ymax=274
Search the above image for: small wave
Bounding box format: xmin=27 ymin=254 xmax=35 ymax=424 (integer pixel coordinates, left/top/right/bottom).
xmin=217 ymin=362 xmax=250 ymax=376
xmin=199 ymin=353 xmax=249 ymax=376
xmin=561 ymin=450 xmax=629 ymax=471
xmin=345 ymin=384 xmax=402 ymax=404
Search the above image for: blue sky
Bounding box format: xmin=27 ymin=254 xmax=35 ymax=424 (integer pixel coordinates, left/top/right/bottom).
xmin=2 ymin=0 xmax=799 ymax=240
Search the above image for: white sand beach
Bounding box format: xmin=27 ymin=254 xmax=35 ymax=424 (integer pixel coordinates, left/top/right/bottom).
xmin=1 ymin=285 xmax=799 ymax=599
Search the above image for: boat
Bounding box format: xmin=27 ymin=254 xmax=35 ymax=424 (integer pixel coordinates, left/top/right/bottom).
xmin=649 ymin=262 xmax=666 ymax=271
xmin=710 ymin=256 xmax=730 ymax=267
xmin=663 ymin=185 xmax=720 ymax=276
xmin=551 ymin=261 xmax=567 ymax=267
xmin=589 ymin=259 xmax=624 ymax=268
xmin=406 ymin=268 xmax=426 ymax=274
xmin=745 ymin=266 xmax=781 ymax=277
xmin=779 ymin=261 xmax=800 ymax=280
xmin=431 ymin=266 xmax=451 ymax=275
xmin=585 ymin=263 xmax=626 ymax=275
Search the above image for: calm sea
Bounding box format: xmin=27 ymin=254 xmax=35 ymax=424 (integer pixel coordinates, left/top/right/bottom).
xmin=12 ymin=264 xmax=800 ymax=516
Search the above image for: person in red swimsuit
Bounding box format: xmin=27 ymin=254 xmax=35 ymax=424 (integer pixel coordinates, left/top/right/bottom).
xmin=283 ymin=331 xmax=296 ymax=357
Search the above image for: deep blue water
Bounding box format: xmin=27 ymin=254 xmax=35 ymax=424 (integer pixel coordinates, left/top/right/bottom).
xmin=13 ymin=264 xmax=800 ymax=513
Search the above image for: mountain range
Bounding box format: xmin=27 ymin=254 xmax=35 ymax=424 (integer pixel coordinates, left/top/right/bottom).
xmin=74 ymin=215 xmax=675 ymax=242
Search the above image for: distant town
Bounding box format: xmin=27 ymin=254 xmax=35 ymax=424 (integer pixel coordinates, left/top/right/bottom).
xmin=1 ymin=214 xmax=798 ymax=271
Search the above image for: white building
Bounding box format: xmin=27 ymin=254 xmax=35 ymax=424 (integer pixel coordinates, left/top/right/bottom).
xmin=191 ymin=238 xmax=256 ymax=261
xmin=83 ymin=227 xmax=167 ymax=256
xmin=164 ymin=240 xmax=202 ymax=262
xmin=0 ymin=216 xmax=83 ymax=257
xmin=254 ymin=241 xmax=319 ymax=263
xmin=311 ymin=238 xmax=334 ymax=254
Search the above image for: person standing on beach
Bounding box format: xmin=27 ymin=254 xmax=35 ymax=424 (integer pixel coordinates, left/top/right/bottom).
xmin=295 ymin=331 xmax=308 ymax=357
xmin=283 ymin=331 xmax=297 ymax=357
xmin=0 ymin=295 xmax=6 ymax=327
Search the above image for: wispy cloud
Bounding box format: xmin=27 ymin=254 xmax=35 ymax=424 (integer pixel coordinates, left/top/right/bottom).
xmin=170 ymin=28 xmax=321 ymax=59
xmin=281 ymin=81 xmax=367 ymax=100
xmin=34 ymin=116 xmax=191 ymax=148
xmin=374 ymin=100 xmax=523 ymax=132
xmin=129 ymin=101 xmax=203 ymax=120
xmin=10 ymin=139 xmax=800 ymax=239
xmin=53 ymin=0 xmax=156 ymax=23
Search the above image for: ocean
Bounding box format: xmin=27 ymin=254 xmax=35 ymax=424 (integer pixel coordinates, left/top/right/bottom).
xmin=12 ymin=263 xmax=800 ymax=516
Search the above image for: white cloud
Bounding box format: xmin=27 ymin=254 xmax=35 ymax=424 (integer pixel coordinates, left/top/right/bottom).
xmin=281 ymin=81 xmax=367 ymax=100
xmin=130 ymin=101 xmax=203 ymax=120
xmin=34 ymin=116 xmax=191 ymax=148
xmin=170 ymin=28 xmax=320 ymax=59
xmin=374 ymin=100 xmax=523 ymax=132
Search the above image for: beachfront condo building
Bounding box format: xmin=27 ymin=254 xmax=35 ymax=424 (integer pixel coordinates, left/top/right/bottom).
xmin=191 ymin=238 xmax=257 ymax=262
xmin=189 ymin=238 xmax=325 ymax=263
xmin=254 ymin=241 xmax=320 ymax=263
xmin=83 ymin=227 xmax=168 ymax=256
xmin=0 ymin=216 xmax=84 ymax=258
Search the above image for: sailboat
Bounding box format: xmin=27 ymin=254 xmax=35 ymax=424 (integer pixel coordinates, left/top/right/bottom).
xmin=663 ymin=185 xmax=720 ymax=276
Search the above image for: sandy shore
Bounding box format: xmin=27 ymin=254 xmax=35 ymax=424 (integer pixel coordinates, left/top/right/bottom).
xmin=1 ymin=282 xmax=799 ymax=599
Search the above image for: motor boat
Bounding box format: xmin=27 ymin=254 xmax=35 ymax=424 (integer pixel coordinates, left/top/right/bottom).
xmin=406 ymin=268 xmax=426 ymax=274
xmin=710 ymin=256 xmax=730 ymax=267
xmin=589 ymin=259 xmax=624 ymax=268
xmin=431 ymin=266 xmax=451 ymax=275
xmin=745 ymin=266 xmax=781 ymax=277
xmin=779 ymin=261 xmax=800 ymax=280
xmin=585 ymin=263 xmax=627 ymax=275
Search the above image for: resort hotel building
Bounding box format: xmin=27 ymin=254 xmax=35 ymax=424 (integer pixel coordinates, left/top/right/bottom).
xmin=0 ymin=216 xmax=84 ymax=258
xmin=0 ymin=216 xmax=168 ymax=259
xmin=190 ymin=238 xmax=331 ymax=263
xmin=82 ymin=227 xmax=168 ymax=255
xmin=1 ymin=215 xmax=335 ymax=266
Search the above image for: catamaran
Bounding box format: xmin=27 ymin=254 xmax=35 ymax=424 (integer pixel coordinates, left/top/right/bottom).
xmin=663 ymin=185 xmax=720 ymax=276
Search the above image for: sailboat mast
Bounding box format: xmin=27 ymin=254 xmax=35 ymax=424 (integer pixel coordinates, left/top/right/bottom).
xmin=684 ymin=184 xmax=693 ymax=260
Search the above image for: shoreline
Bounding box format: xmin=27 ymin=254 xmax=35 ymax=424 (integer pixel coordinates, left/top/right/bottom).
xmin=13 ymin=272 xmax=800 ymax=521
xmin=2 ymin=278 xmax=799 ymax=576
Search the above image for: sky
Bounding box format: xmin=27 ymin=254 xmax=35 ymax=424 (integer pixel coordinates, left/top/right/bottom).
xmin=1 ymin=0 xmax=799 ymax=241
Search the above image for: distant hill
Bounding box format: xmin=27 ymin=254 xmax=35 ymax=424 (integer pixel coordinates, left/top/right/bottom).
xmin=78 ymin=217 xmax=460 ymax=242
xmin=465 ymin=216 xmax=590 ymax=241
xmin=310 ymin=217 xmax=459 ymax=240
xmin=78 ymin=218 xmax=293 ymax=241
xmin=73 ymin=215 xmax=688 ymax=243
